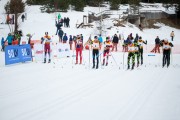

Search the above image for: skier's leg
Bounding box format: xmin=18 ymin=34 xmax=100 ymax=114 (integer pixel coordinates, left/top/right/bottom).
xmin=76 ymin=49 xmax=79 ymax=64
xmin=80 ymin=49 xmax=82 ymax=64
xmin=96 ymin=50 xmax=99 ymax=69
xmin=132 ymin=53 xmax=135 ymax=69
xmin=92 ymin=50 xmax=95 ymax=68
xmin=127 ymin=53 xmax=131 ymax=69
xmin=162 ymin=52 xmax=165 ymax=67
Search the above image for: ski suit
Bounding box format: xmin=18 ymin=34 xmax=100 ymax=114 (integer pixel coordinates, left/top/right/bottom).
xmin=160 ymin=40 xmax=173 ymax=67
xmin=134 ymin=42 xmax=140 ymax=67
xmin=137 ymin=39 xmax=147 ymax=65
xmin=102 ymin=40 xmax=112 ymax=66
xmin=127 ymin=43 xmax=135 ymax=69
xmin=41 ymin=35 xmax=52 ymax=63
xmin=92 ymin=39 xmax=100 ymax=69
xmin=75 ymin=38 xmax=83 ymax=64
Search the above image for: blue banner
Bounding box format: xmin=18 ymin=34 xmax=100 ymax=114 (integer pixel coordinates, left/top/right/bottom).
xmin=5 ymin=44 xmax=32 ymax=65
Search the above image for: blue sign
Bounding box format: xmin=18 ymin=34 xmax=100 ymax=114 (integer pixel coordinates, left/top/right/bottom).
xmin=5 ymin=44 xmax=32 ymax=65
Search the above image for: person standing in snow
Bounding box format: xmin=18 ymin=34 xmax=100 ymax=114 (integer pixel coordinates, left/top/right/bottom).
xmin=160 ymin=39 xmax=173 ymax=68
xmin=58 ymin=28 xmax=64 ymax=42
xmin=98 ymin=34 xmax=103 ymax=50
xmin=91 ymin=36 xmax=100 ymax=69
xmin=75 ymin=36 xmax=83 ymax=64
xmin=170 ymin=31 xmax=175 ymax=41
xmin=134 ymin=39 xmax=140 ymax=67
xmin=137 ymin=36 xmax=147 ymax=65
xmin=55 ymin=22 xmax=62 ymax=35
xmin=63 ymin=17 xmax=67 ymax=27
xmin=1 ymin=37 xmax=5 ymax=51
xmin=41 ymin=32 xmax=52 ymax=63
xmin=102 ymin=37 xmax=112 ymax=66
xmin=69 ymin=35 xmax=73 ymax=50
xmin=21 ymin=14 xmax=25 ymax=22
xmin=62 ymin=33 xmax=68 ymax=43
xmin=6 ymin=33 xmax=13 ymax=45
xmin=127 ymin=42 xmax=135 ymax=70
xmin=111 ymin=34 xmax=119 ymax=52
xmin=66 ymin=17 xmax=70 ymax=27
xmin=151 ymin=36 xmax=160 ymax=53
xmin=134 ymin=33 xmax=139 ymax=43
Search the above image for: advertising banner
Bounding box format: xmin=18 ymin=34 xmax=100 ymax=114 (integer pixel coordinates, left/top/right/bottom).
xmin=5 ymin=44 xmax=32 ymax=65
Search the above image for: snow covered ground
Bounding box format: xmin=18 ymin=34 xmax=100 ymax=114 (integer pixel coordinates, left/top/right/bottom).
xmin=0 ymin=0 xmax=180 ymax=120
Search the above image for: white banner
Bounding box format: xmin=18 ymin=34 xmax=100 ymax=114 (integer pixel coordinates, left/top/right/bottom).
xmin=56 ymin=43 xmax=70 ymax=58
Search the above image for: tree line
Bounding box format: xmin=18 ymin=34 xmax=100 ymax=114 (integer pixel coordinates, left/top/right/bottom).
xmin=4 ymin=0 xmax=180 ymax=32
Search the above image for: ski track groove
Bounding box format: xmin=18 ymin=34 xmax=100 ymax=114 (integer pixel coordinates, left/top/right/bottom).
xmin=109 ymin=69 xmax=161 ymax=120
xmin=6 ymin=70 xmax=115 ymax=120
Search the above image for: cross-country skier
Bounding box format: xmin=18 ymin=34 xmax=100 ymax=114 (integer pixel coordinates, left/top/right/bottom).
xmin=102 ymin=37 xmax=112 ymax=66
xmin=75 ymin=36 xmax=83 ymax=64
xmin=91 ymin=36 xmax=100 ymax=69
xmin=160 ymin=39 xmax=174 ymax=68
xmin=41 ymin=32 xmax=52 ymax=63
xmin=127 ymin=42 xmax=135 ymax=70
xmin=133 ymin=38 xmax=140 ymax=67
xmin=137 ymin=36 xmax=147 ymax=65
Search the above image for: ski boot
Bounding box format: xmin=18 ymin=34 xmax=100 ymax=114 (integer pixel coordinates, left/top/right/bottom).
xmin=127 ymin=65 xmax=130 ymax=70
xmin=44 ymin=58 xmax=46 ymax=63
xmin=106 ymin=63 xmax=108 ymax=66
xmin=137 ymin=61 xmax=139 ymax=67
xmin=96 ymin=65 xmax=98 ymax=69
xmin=48 ymin=59 xmax=51 ymax=63
xmin=131 ymin=63 xmax=135 ymax=70
xmin=102 ymin=59 xmax=105 ymax=66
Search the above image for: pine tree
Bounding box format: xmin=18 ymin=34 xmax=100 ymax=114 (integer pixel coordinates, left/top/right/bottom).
xmin=71 ymin=0 xmax=85 ymax=11
xmin=5 ymin=0 xmax=25 ymax=32
xmin=110 ymin=0 xmax=121 ymax=10
xmin=57 ymin=0 xmax=70 ymax=11
xmin=86 ymin=0 xmax=103 ymax=7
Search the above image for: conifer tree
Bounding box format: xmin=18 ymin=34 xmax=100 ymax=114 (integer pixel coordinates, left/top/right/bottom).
xmin=71 ymin=0 xmax=85 ymax=11
xmin=5 ymin=0 xmax=25 ymax=32
xmin=110 ymin=0 xmax=121 ymax=10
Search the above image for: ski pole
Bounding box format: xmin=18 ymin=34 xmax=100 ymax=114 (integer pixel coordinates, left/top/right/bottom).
xmin=110 ymin=52 xmax=120 ymax=69
xmin=123 ymin=51 xmax=125 ymax=69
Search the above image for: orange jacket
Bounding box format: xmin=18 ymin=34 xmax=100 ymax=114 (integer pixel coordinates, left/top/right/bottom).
xmin=12 ymin=40 xmax=19 ymax=45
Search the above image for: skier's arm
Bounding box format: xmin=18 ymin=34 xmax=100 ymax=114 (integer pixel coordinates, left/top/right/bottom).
xmin=41 ymin=37 xmax=44 ymax=44
xmin=143 ymin=40 xmax=147 ymax=44
xmin=170 ymin=43 xmax=174 ymax=47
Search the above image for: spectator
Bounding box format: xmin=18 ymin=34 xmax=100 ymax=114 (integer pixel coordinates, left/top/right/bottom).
xmin=58 ymin=28 xmax=64 ymax=42
xmin=66 ymin=17 xmax=70 ymax=27
xmin=55 ymin=22 xmax=62 ymax=35
xmin=62 ymin=33 xmax=68 ymax=43
xmin=64 ymin=17 xmax=67 ymax=27
xmin=170 ymin=31 xmax=175 ymax=41
xmin=21 ymin=14 xmax=25 ymax=22
xmin=112 ymin=34 xmax=119 ymax=52
xmin=1 ymin=37 xmax=5 ymax=51
xmin=6 ymin=33 xmax=13 ymax=45
xmin=69 ymin=35 xmax=73 ymax=50
xmin=151 ymin=36 xmax=160 ymax=53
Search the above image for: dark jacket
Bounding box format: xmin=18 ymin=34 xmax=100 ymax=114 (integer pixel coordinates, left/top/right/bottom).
xmin=58 ymin=29 xmax=64 ymax=37
xmin=112 ymin=36 xmax=119 ymax=43
xmin=155 ymin=38 xmax=160 ymax=44
xmin=63 ymin=35 xmax=68 ymax=42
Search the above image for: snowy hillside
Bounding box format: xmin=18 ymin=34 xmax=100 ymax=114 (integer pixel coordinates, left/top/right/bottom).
xmin=0 ymin=0 xmax=180 ymax=120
